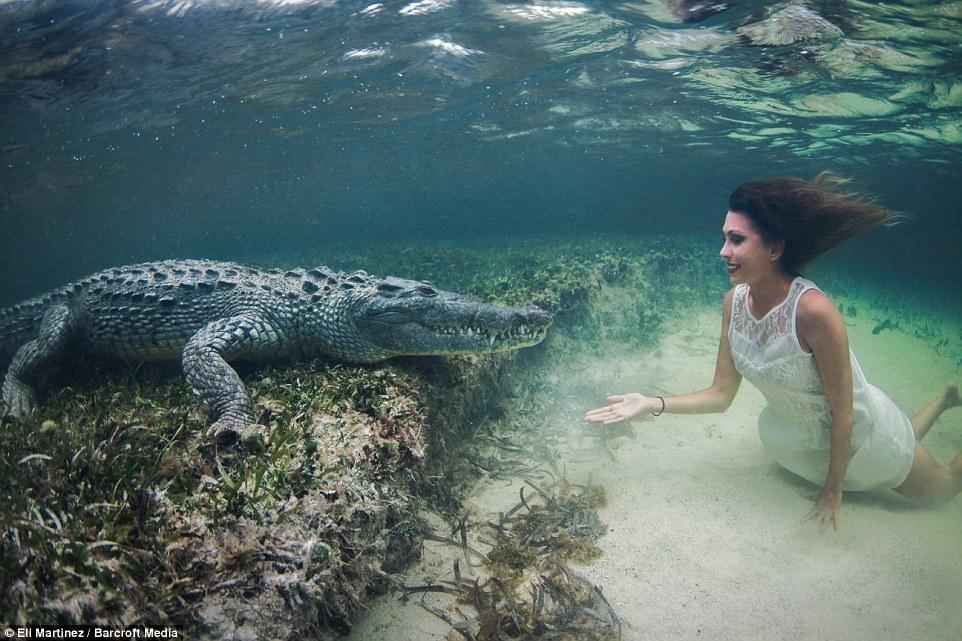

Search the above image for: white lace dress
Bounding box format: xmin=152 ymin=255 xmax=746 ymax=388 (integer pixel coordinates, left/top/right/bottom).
xmin=729 ymin=277 xmax=916 ymax=491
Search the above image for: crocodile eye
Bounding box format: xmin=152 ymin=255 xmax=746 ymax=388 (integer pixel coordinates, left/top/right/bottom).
xmin=416 ymin=285 xmax=438 ymax=298
xmin=377 ymin=283 xmax=404 ymax=297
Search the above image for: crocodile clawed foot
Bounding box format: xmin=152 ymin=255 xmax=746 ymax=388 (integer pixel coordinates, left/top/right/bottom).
xmin=2 ymin=379 xmax=38 ymax=419
xmin=208 ymin=417 xmax=268 ymax=452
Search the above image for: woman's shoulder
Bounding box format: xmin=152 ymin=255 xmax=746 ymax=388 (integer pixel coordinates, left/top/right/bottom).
xmin=796 ymin=283 xmax=835 ymax=317
xmin=723 ymin=286 xmax=738 ymax=309
xmin=795 ymin=284 xmax=845 ymax=342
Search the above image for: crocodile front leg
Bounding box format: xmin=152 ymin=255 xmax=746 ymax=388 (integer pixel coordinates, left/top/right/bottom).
xmin=182 ymin=314 xmax=274 ymax=441
xmin=2 ymin=303 xmax=75 ymax=417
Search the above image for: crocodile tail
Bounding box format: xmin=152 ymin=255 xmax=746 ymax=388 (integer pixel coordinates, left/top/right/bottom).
xmin=0 ymin=297 xmax=53 ymax=366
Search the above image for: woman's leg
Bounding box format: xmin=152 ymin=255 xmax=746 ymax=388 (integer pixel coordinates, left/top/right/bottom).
xmin=895 ymin=383 xmax=961 ymax=502
xmin=910 ymin=383 xmax=960 ymax=440
xmin=894 ymin=443 xmax=962 ymax=503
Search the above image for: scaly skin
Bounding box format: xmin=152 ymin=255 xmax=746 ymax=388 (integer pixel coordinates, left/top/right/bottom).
xmin=1 ymin=260 xmax=552 ymax=439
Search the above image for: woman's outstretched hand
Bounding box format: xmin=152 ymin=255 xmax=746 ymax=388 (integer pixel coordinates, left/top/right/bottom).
xmin=584 ymin=393 xmax=659 ymax=424
xmin=806 ymin=488 xmax=842 ymax=533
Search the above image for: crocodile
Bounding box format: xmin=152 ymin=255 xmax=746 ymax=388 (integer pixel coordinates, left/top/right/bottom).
xmin=0 ymin=259 xmax=552 ymax=439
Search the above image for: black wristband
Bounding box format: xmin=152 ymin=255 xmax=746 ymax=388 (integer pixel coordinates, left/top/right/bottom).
xmin=653 ymin=396 xmax=665 ymax=416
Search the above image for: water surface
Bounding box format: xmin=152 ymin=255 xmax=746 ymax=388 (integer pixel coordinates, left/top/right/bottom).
xmin=1 ymin=0 xmax=960 ymax=303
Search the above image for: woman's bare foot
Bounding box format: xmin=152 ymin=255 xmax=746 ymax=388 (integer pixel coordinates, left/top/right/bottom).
xmin=942 ymin=383 xmax=961 ymax=411
xmin=910 ymin=383 xmax=960 ymax=440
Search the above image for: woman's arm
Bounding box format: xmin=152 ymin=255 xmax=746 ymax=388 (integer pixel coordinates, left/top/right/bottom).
xmin=584 ymin=290 xmax=742 ymax=424
xmin=796 ymin=289 xmax=855 ymax=531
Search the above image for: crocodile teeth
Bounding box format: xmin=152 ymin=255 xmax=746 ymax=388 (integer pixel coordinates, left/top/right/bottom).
xmin=429 ymin=323 xmax=542 ymax=343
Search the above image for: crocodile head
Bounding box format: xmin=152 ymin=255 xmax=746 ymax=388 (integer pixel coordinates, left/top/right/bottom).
xmin=353 ymin=276 xmax=552 ymax=358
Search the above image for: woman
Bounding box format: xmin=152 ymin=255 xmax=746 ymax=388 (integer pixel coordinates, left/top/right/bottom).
xmin=585 ymin=173 xmax=961 ymax=530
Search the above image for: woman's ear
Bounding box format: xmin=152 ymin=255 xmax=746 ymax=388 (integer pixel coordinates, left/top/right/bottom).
xmin=768 ymin=239 xmax=785 ymax=263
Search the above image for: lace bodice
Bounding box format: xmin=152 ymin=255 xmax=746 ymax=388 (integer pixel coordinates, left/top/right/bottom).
xmin=729 ymin=278 xmax=832 ymax=428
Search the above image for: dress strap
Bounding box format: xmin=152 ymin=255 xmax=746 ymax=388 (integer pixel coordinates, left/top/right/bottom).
xmin=788 ymin=278 xmax=820 ymax=320
xmin=729 ymin=283 xmax=750 ymax=338
xmin=786 ymin=277 xmax=820 ymax=349
xmin=733 ymin=283 xmax=750 ymax=311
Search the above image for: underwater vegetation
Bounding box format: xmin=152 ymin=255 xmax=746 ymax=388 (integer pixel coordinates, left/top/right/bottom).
xmin=0 ymin=237 xmax=726 ymax=637
xmin=409 ymin=480 xmax=618 ymax=641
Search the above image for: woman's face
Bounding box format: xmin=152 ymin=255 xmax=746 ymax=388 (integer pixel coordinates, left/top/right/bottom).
xmin=720 ymin=210 xmax=782 ymax=285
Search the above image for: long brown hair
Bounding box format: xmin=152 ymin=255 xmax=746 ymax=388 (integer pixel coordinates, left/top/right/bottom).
xmin=728 ymin=172 xmax=902 ymax=275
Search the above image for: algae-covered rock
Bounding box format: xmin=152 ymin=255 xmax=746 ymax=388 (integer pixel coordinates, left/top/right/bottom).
xmin=0 ymin=363 xmax=432 ymax=637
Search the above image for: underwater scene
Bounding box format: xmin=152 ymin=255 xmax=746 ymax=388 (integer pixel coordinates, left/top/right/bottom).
xmin=1 ymin=1 xmax=960 ymax=639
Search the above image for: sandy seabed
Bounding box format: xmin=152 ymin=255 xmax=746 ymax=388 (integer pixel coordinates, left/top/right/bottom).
xmin=350 ymin=297 xmax=962 ymax=641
